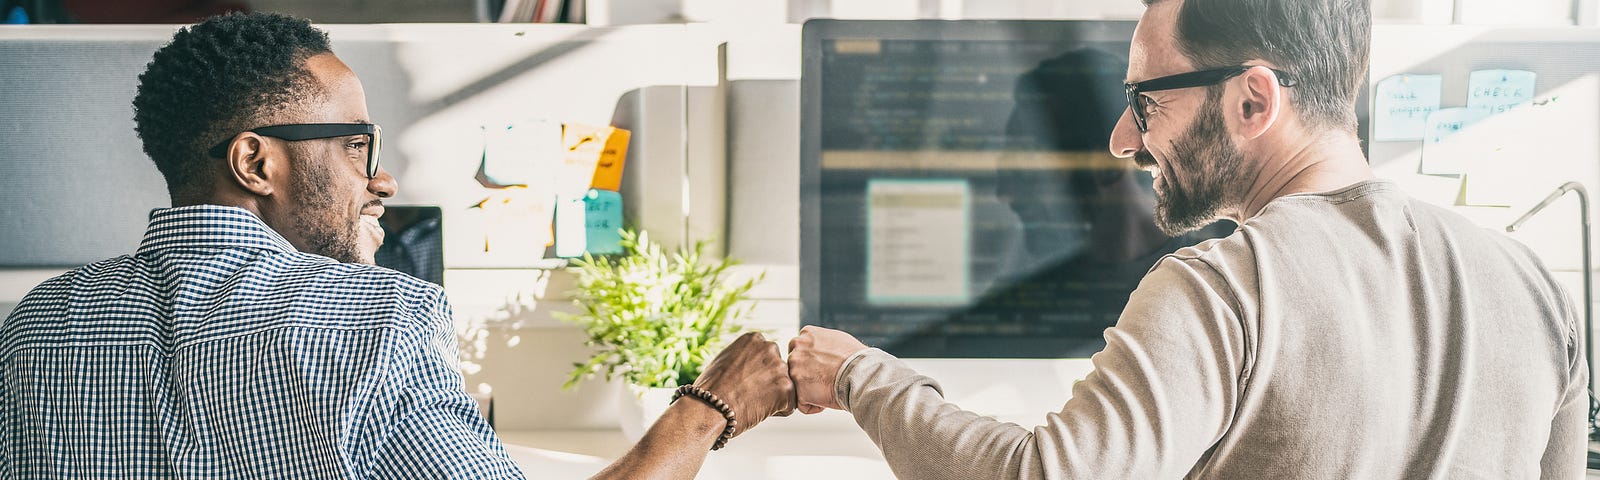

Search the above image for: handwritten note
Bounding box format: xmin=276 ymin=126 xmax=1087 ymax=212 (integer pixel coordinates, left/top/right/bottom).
xmin=555 ymin=124 xmax=608 ymax=198
xmin=1467 ymin=69 xmax=1536 ymax=116
xmin=469 ymin=185 xmax=554 ymax=265
xmin=554 ymin=189 xmax=624 ymax=258
xmin=1419 ymin=107 xmax=1490 ymax=175
xmin=587 ymin=127 xmax=631 ymax=192
xmin=482 ymin=120 xmax=561 ymax=187
xmin=583 ymin=189 xmax=624 ymax=256
xmin=1373 ymin=74 xmax=1442 ymax=141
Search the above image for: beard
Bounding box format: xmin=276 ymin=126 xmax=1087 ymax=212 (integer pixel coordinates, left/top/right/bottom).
xmin=289 ymin=147 xmax=366 ymax=264
xmin=1140 ymin=93 xmax=1244 ymax=236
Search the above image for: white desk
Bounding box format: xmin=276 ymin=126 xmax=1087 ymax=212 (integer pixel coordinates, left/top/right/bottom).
xmin=500 ymin=415 xmax=896 ymax=479
xmin=501 ymin=424 xmax=1600 ymax=479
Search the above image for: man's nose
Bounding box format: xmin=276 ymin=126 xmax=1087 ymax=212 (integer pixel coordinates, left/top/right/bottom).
xmin=369 ymin=168 xmax=397 ymax=198
xmin=1108 ymin=108 xmax=1143 ymax=159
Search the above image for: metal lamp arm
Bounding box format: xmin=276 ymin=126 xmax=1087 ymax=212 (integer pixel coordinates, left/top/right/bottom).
xmin=1505 ymin=181 xmax=1592 ymax=448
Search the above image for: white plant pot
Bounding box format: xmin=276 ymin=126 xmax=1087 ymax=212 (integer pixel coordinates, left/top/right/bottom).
xmin=617 ymin=384 xmax=677 ymax=442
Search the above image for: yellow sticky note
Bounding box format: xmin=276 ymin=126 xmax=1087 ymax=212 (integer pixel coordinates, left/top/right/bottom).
xmin=470 ymin=185 xmax=555 ymax=258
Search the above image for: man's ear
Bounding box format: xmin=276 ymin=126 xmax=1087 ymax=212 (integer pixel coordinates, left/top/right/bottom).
xmin=223 ymin=132 xmax=277 ymax=197
xmin=1232 ymin=65 xmax=1284 ymax=141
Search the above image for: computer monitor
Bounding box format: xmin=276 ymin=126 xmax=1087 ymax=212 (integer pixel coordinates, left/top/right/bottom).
xmin=374 ymin=206 xmax=446 ymax=286
xmin=799 ymin=20 xmax=1231 ymax=359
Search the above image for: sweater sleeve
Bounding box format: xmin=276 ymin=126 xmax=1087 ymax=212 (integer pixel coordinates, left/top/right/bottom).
xmin=835 ymin=257 xmax=1249 ymax=479
xmin=1538 ymin=275 xmax=1587 ymax=479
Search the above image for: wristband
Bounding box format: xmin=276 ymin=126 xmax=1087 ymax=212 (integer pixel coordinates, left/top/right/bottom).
xmin=672 ymin=384 xmax=738 ymax=450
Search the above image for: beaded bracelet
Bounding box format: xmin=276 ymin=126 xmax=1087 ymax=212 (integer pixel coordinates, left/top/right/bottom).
xmin=672 ymin=384 xmax=739 ymax=450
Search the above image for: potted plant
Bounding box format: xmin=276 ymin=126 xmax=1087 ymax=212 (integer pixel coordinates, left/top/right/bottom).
xmin=558 ymin=229 xmax=761 ymax=440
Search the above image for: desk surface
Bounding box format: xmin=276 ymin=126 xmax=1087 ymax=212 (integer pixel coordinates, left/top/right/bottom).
xmin=499 ymin=424 xmax=896 ymax=480
xmin=500 ymin=426 xmax=1600 ymax=479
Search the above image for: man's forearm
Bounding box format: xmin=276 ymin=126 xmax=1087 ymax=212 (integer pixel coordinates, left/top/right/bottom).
xmin=840 ymin=349 xmax=1040 ymax=480
xmin=590 ymin=399 xmax=725 ymax=480
xmin=592 ymin=332 xmax=797 ymax=479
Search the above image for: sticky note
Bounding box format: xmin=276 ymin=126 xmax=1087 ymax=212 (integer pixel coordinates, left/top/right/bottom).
xmin=1422 ymin=108 xmax=1490 ymax=146
xmin=591 ymin=128 xmax=630 ymax=191
xmin=1373 ymin=74 xmax=1442 ymax=141
xmin=556 ymin=124 xmax=606 ymax=197
xmin=469 ymin=185 xmax=554 ymax=263
xmin=554 ymin=189 xmax=624 ymax=257
xmin=1467 ymin=69 xmax=1536 ymax=116
xmin=584 ymin=190 xmax=624 ymax=256
xmin=554 ymin=194 xmax=588 ymax=258
xmin=1456 ymin=173 xmax=1515 ymax=207
xmin=1418 ymin=107 xmax=1490 ymax=175
xmin=482 ymin=120 xmax=561 ymax=187
xmin=1456 ymin=149 xmax=1522 ymax=208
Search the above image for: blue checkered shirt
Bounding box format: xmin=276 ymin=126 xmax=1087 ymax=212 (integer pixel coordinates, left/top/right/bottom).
xmin=1 ymin=205 xmax=525 ymax=479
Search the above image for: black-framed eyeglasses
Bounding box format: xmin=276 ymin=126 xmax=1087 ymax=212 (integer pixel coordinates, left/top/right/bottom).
xmin=1124 ymin=66 xmax=1297 ymax=133
xmin=207 ymin=123 xmax=383 ymax=179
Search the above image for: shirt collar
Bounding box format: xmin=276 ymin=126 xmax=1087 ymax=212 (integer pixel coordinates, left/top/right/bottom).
xmin=136 ymin=205 xmax=299 ymax=256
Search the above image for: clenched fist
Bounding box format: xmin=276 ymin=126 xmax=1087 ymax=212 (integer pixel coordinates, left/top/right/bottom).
xmin=693 ymin=332 xmax=797 ymax=437
xmin=786 ymin=326 xmax=869 ymax=414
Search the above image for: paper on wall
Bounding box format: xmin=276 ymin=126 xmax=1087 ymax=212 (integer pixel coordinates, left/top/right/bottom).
xmin=1419 ymin=107 xmax=1490 ymax=175
xmin=1373 ymin=74 xmax=1443 ymax=142
xmin=481 ymin=119 xmax=561 ymax=187
xmin=1467 ymin=69 xmax=1537 ymax=116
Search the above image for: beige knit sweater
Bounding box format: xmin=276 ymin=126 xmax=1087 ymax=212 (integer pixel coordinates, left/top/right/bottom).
xmin=836 ymin=181 xmax=1586 ymax=479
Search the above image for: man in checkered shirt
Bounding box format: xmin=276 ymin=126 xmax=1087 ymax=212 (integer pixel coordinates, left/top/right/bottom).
xmin=1 ymin=13 xmax=795 ymax=479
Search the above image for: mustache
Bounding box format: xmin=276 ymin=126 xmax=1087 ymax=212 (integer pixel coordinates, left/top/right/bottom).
xmin=1134 ymin=151 xmax=1158 ymax=169
xmin=364 ymin=200 xmax=385 ymax=210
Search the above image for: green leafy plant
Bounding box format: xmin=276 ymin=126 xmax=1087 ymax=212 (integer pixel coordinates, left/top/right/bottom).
xmin=559 ymin=229 xmax=761 ymax=390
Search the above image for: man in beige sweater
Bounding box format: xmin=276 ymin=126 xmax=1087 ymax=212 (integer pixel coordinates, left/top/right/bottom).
xmin=787 ymin=0 xmax=1588 ymax=478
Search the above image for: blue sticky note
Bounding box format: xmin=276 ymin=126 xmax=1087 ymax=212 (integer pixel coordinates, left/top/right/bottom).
xmin=1466 ymin=69 xmax=1536 ymax=116
xmin=555 ymin=189 xmax=624 ymax=258
xmin=1373 ymin=74 xmax=1442 ymax=141
xmin=583 ymin=190 xmax=624 ymax=256
xmin=1418 ymin=107 xmax=1490 ymax=174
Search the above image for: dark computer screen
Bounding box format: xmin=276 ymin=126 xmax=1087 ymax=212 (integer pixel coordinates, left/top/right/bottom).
xmin=375 ymin=206 xmax=445 ymax=286
xmin=800 ymin=20 xmax=1231 ymax=358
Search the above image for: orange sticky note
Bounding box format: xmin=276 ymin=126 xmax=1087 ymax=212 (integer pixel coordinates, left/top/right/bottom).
xmin=591 ymin=128 xmax=629 ymax=191
xmin=561 ymin=124 xmax=630 ymax=193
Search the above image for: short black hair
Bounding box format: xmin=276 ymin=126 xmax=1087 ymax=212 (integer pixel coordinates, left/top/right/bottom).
xmin=1146 ymin=0 xmax=1371 ymax=133
xmin=132 ymin=12 xmax=332 ymax=201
